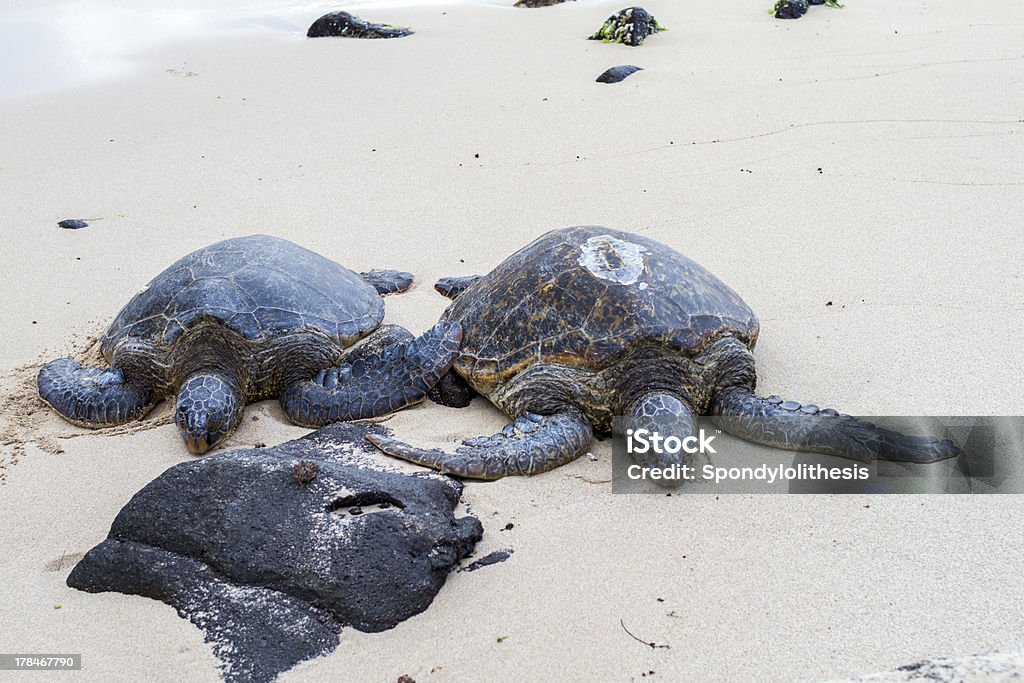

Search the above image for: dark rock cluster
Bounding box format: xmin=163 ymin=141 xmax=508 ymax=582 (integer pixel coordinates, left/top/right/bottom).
xmin=588 ymin=7 xmax=666 ymax=47
xmin=774 ymin=0 xmax=843 ymax=19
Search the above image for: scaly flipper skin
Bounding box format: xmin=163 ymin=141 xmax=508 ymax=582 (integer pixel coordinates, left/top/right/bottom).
xmin=346 ymin=324 xmax=415 ymax=359
xmin=712 ymin=387 xmax=960 ymax=463
xmin=37 ymin=358 xmax=154 ymax=427
xmin=434 ymin=276 xmax=482 ymax=300
xmin=367 ymin=411 xmax=593 ymax=480
xmin=359 ymin=270 xmax=414 ymax=296
xmin=280 ymin=322 xmax=462 ymax=426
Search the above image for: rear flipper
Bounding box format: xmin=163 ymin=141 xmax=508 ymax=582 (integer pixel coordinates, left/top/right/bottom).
xmin=38 ymin=358 xmax=155 ymax=428
xmin=360 ymin=269 xmax=414 ymax=296
xmin=712 ymin=387 xmax=960 ymax=463
xmin=434 ymin=275 xmax=482 ymax=300
xmin=367 ymin=410 xmax=593 ymax=480
xmin=280 ymin=322 xmax=461 ymax=427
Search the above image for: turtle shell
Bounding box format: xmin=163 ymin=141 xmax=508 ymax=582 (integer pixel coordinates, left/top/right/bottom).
xmin=443 ymin=226 xmax=759 ymax=393
xmin=100 ymin=235 xmax=382 ymax=360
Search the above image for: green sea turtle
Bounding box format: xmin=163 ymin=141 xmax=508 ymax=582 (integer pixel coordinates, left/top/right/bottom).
xmin=38 ymin=235 xmax=461 ymax=454
xmin=368 ymin=225 xmax=959 ymax=480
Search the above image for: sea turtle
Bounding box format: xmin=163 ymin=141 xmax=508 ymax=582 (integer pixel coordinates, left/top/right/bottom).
xmin=368 ymin=225 xmax=959 ymax=480
xmin=38 ymin=235 xmax=461 ymax=454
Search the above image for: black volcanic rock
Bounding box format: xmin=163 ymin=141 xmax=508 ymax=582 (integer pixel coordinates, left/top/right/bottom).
xmin=588 ymin=7 xmax=666 ymax=47
xmin=67 ymin=422 xmax=482 ymax=683
xmin=427 ymin=370 xmax=477 ymax=408
xmin=774 ymin=0 xmax=809 ymax=19
xmin=596 ymin=65 xmax=644 ymax=83
xmin=57 ymin=219 xmax=89 ymax=229
xmin=307 ymin=11 xmax=413 ymax=39
xmin=514 ymin=0 xmax=573 ymax=6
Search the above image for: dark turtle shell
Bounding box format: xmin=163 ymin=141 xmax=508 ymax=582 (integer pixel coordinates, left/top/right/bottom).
xmin=443 ymin=226 xmax=759 ymax=393
xmin=100 ymin=235 xmax=382 ymax=361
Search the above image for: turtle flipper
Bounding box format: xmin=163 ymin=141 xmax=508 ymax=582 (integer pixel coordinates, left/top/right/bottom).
xmin=346 ymin=324 xmax=414 ymax=359
xmin=434 ymin=275 xmax=481 ymax=300
xmin=38 ymin=358 xmax=155 ymax=428
xmin=280 ymin=322 xmax=462 ymax=427
xmin=712 ymin=387 xmax=960 ymax=463
xmin=366 ymin=411 xmax=593 ymax=479
xmin=359 ymin=269 xmax=414 ymax=296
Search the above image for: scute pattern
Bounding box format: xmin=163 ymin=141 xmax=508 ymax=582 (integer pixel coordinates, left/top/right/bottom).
xmin=100 ymin=235 xmax=382 ymax=360
xmin=443 ymin=226 xmax=759 ymax=392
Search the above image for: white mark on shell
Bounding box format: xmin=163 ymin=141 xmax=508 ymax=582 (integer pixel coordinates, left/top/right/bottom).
xmin=577 ymin=235 xmax=649 ymax=285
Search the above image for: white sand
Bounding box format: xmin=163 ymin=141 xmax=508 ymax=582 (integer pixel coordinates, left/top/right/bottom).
xmin=1 ymin=0 xmax=1023 ymax=680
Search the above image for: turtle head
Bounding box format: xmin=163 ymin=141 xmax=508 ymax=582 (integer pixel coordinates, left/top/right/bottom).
xmin=175 ymin=373 xmax=242 ymax=454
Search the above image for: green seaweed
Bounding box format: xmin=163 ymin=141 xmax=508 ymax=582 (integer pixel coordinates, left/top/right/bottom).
xmin=592 ymin=18 xmax=618 ymax=42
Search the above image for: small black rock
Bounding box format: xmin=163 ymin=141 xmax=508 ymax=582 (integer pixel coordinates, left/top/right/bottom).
xmin=514 ymin=0 xmax=573 ymax=6
xmin=427 ymin=371 xmax=477 ymax=408
xmin=307 ymin=11 xmax=413 ymax=39
xmin=596 ymin=65 xmax=643 ymax=83
xmin=459 ymin=549 xmax=513 ymax=572
xmin=58 ymin=219 xmax=89 ymax=230
xmin=774 ymin=0 xmax=809 ymax=19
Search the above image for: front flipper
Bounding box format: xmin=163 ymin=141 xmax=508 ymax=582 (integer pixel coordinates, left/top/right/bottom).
xmin=434 ymin=275 xmax=481 ymax=300
xmin=38 ymin=358 xmax=154 ymax=428
xmin=366 ymin=411 xmax=593 ymax=480
xmin=280 ymin=322 xmax=461 ymax=427
xmin=359 ymin=269 xmax=414 ymax=296
xmin=712 ymin=387 xmax=960 ymax=463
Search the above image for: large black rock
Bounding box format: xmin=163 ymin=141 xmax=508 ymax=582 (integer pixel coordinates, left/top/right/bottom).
xmin=67 ymin=422 xmax=483 ymax=682
xmin=588 ymin=7 xmax=666 ymax=47
xmin=307 ymin=11 xmax=413 ymax=39
xmin=774 ymin=0 xmax=809 ymax=19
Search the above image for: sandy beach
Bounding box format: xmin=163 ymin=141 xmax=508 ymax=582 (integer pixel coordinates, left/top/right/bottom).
xmin=1 ymin=0 xmax=1023 ymax=680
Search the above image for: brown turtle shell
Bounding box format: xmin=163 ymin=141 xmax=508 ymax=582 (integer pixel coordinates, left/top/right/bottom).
xmin=442 ymin=226 xmax=759 ymax=394
xmin=100 ymin=235 xmax=382 ymax=362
